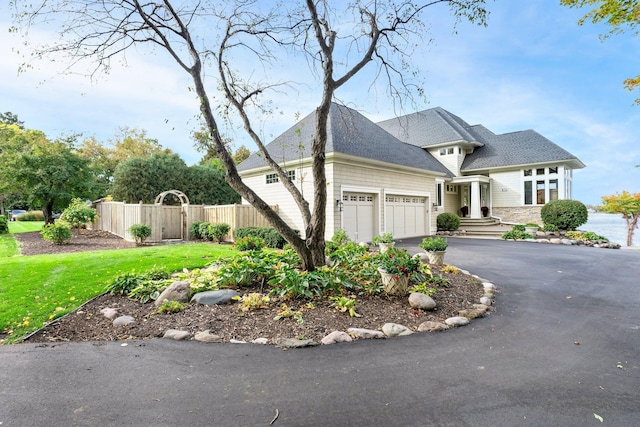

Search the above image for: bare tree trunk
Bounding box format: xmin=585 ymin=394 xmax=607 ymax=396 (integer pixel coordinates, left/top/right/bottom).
xmin=42 ymin=201 xmax=55 ymax=225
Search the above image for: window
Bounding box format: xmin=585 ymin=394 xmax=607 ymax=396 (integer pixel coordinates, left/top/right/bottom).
xmin=447 ymin=147 xmax=454 ymax=155
xmin=536 ymin=180 xmax=545 ymax=204
xmin=265 ymin=170 xmax=295 ymax=184
xmin=524 ymin=181 xmax=532 ymax=205
xmin=439 ymin=148 xmax=447 ymax=156
xmin=549 ymin=179 xmax=558 ymax=201
xmin=458 ymin=147 xmax=462 ymax=154
xmin=536 ymin=168 xmax=545 ymax=175
xmin=549 ymin=166 xmax=558 ymax=174
xmin=523 ymin=166 xmax=564 ymax=205
xmin=436 ymin=182 xmax=443 ymax=206
xmin=524 ymin=169 xmax=532 ymax=177
xmin=445 ymin=184 xmax=458 ymax=194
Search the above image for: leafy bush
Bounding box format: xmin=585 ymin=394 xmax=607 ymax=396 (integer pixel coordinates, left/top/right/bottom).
xmin=328 ymin=242 xmax=367 ymax=266
xmin=543 ymin=223 xmax=559 ymax=232
xmin=105 ymin=267 xmax=170 ymax=301
xmin=189 ymin=221 xmax=207 ymax=239
xmin=372 ymin=232 xmax=394 ymax=244
xmin=582 ymin=231 xmax=607 ymax=241
xmin=540 ymin=200 xmax=588 ymax=231
xmin=331 ymin=229 xmax=351 ymax=245
xmin=207 ymin=223 xmax=230 ymax=243
xmin=234 ymin=235 xmax=265 ymax=252
xmin=375 ymin=246 xmax=421 ymax=277
xmin=239 ymin=293 xmax=270 ymax=312
xmin=128 ymin=224 xmax=152 ymax=245
xmin=199 ymin=222 xmax=212 ymax=241
xmin=40 ymin=222 xmax=72 ymax=245
xmin=0 ymin=216 xmax=8 ymax=234
xmin=524 ymin=223 xmax=540 ymax=229
xmin=329 ymin=296 xmax=361 ymax=317
xmin=60 ymin=198 xmax=96 ymax=229
xmin=105 ymin=271 xmax=145 ymax=296
xmin=437 ymin=213 xmax=460 ymax=231
xmin=155 ymin=300 xmax=185 ymax=314
xmin=235 ymin=226 xmax=291 ymax=249
xmin=17 ymin=211 xmax=45 ymax=221
xmin=419 ymin=236 xmax=448 ymax=252
xmin=502 ymin=224 xmax=532 ymax=240
xmin=268 ymin=265 xmax=341 ymax=299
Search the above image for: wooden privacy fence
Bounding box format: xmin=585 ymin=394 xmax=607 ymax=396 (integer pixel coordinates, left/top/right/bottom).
xmin=92 ymin=202 xmax=278 ymax=243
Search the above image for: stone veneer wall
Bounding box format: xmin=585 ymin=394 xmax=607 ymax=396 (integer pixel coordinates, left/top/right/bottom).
xmin=491 ymin=206 xmax=542 ymax=225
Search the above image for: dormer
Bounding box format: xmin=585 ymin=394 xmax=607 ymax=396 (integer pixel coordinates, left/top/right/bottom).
xmin=428 ymin=140 xmax=479 ymax=176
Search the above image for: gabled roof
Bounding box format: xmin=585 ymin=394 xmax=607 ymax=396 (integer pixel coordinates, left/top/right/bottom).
xmin=376 ymin=107 xmax=484 ymax=148
xmin=237 ymin=103 xmax=453 ymax=176
xmin=461 ymin=129 xmax=585 ymax=171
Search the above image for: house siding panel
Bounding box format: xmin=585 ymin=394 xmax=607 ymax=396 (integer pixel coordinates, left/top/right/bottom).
xmin=490 ymin=170 xmax=521 ymax=207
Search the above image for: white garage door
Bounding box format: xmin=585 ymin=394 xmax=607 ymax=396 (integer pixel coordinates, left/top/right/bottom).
xmin=342 ymin=192 xmax=375 ymax=243
xmin=384 ymin=195 xmax=428 ymax=239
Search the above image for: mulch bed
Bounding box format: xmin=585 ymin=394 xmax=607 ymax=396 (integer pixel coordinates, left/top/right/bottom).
xmin=14 ymin=230 xmax=490 ymax=344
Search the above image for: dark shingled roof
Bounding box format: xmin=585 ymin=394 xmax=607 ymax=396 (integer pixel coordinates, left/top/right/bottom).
xmin=237 ymin=103 xmax=453 ymax=177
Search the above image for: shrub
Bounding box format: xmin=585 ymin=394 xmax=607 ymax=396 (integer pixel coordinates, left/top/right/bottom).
xmin=40 ymin=222 xmax=72 ymax=245
xmin=199 ymin=222 xmax=212 ymax=241
xmin=189 ymin=221 xmax=207 ymax=239
xmin=540 ymin=200 xmax=588 ymax=231
xmin=502 ymin=224 xmax=532 ymax=240
xmin=234 ymin=235 xmax=266 ymax=252
xmin=437 ymin=213 xmax=460 ymax=231
xmin=0 ymin=216 xmax=8 ymax=234
xmin=60 ymin=198 xmax=96 ymax=229
xmin=543 ymin=223 xmax=559 ymax=232
xmin=207 ymin=223 xmax=230 ymax=243
xmin=331 ymin=229 xmax=351 ymax=245
xmin=235 ymin=226 xmax=291 ymax=249
xmin=581 ymin=231 xmax=607 ymax=241
xmin=155 ymin=301 xmax=185 ymax=314
xmin=128 ymin=224 xmax=152 ymax=245
xmin=17 ymin=211 xmax=45 ymax=221
xmin=372 ymin=232 xmax=394 ymax=244
xmin=375 ymin=246 xmax=421 ymax=277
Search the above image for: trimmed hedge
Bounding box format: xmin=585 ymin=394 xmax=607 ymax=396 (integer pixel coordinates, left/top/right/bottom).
xmin=540 ymin=200 xmax=588 ymax=231
xmin=234 ymin=226 xmax=293 ymax=249
xmin=17 ymin=211 xmax=45 ymax=221
xmin=0 ymin=216 xmax=8 ymax=234
xmin=437 ymin=212 xmax=460 ymax=231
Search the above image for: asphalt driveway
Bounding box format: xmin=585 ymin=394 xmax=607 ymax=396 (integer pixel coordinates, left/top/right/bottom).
xmin=1 ymin=239 xmax=639 ymax=426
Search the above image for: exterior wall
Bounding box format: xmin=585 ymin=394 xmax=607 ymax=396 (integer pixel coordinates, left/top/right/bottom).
xmin=490 ymin=170 xmax=522 ymax=207
xmin=427 ymin=146 xmax=465 ymax=176
xmin=491 ymin=206 xmax=542 ymax=225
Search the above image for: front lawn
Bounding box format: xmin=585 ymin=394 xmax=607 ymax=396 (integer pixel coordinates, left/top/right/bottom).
xmin=0 ymin=243 xmax=234 ymax=343
xmin=8 ymin=221 xmax=45 ymax=233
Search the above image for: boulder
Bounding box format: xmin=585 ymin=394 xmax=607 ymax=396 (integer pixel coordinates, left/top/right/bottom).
xmin=321 ymin=331 xmax=353 ymax=345
xmin=382 ymin=323 xmax=413 ymax=337
xmin=275 ymin=338 xmax=318 ymax=349
xmin=194 ymin=330 xmax=222 ymax=343
xmin=445 ymin=316 xmax=470 ymax=327
xmin=408 ymin=292 xmax=436 ymax=310
xmin=112 ymin=315 xmax=135 ymax=327
xmin=191 ymin=289 xmax=240 ymax=306
xmin=100 ymin=307 xmax=119 ymax=320
xmin=418 ymin=321 xmax=448 ymax=332
xmin=154 ymin=281 xmax=191 ymax=307
xmin=163 ymin=329 xmax=191 ymax=340
xmin=347 ymin=328 xmax=385 ymax=339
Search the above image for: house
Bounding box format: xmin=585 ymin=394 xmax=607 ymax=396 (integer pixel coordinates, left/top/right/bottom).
xmin=237 ymin=103 xmax=584 ymax=242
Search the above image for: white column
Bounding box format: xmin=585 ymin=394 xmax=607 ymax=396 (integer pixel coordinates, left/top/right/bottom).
xmin=470 ymin=181 xmax=481 ymax=219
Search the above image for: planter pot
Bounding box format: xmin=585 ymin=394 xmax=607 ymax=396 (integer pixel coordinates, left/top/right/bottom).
xmin=525 ymin=227 xmax=538 ymax=235
xmin=378 ymin=242 xmax=395 ymax=253
xmin=482 ymin=210 xmax=488 ymax=217
xmin=425 ymin=250 xmax=446 ymax=266
xmin=378 ymin=268 xmax=409 ymax=295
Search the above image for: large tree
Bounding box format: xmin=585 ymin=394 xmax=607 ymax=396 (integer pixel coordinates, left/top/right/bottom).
xmin=561 ymin=0 xmax=640 ymax=103
xmin=0 ymin=124 xmax=95 ymax=223
xmin=12 ymin=0 xmax=488 ymax=270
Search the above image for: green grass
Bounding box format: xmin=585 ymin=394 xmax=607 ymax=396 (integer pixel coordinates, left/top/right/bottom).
xmin=0 ymin=242 xmax=235 ymax=343
xmin=8 ymin=221 xmax=44 ymax=233
xmin=0 ymin=234 xmax=19 ymax=258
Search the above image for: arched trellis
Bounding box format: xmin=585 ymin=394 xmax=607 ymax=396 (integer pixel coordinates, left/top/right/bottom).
xmin=154 ymin=190 xmax=190 ymax=205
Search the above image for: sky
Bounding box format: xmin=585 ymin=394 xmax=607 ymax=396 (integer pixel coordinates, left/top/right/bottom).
xmin=1 ymin=1 xmax=639 ymax=207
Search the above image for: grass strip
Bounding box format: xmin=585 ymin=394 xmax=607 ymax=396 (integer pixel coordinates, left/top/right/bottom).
xmin=0 ymin=234 xmax=19 ymax=258
xmin=8 ymin=221 xmax=44 ymax=234
xmin=0 ymin=242 xmax=234 ymax=343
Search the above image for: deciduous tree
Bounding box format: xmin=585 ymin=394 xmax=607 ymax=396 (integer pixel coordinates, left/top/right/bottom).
xmin=601 ymin=191 xmax=640 ymax=246
xmin=12 ymin=0 xmax=489 ymax=270
xmin=561 ymin=0 xmax=640 ymax=103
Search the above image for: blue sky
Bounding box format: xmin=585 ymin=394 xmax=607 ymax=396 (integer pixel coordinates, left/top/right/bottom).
xmin=1 ymin=0 xmax=639 ymax=206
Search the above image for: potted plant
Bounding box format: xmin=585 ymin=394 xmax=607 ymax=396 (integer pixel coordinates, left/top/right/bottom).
xmin=481 ymin=206 xmax=489 ymax=217
xmin=419 ymin=236 xmax=448 ymax=265
xmin=376 ymin=247 xmax=421 ymax=295
xmin=371 ymin=232 xmax=394 ymax=253
xmin=524 ymin=223 xmax=539 ymax=235
xmin=460 ymin=206 xmax=469 ymax=217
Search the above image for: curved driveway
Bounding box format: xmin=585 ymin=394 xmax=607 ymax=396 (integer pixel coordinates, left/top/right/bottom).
xmin=1 ymin=239 xmax=639 ymax=426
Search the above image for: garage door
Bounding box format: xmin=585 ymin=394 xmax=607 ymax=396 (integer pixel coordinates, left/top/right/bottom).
xmin=384 ymin=195 xmax=427 ymax=239
xmin=342 ymin=192 xmax=375 ymax=243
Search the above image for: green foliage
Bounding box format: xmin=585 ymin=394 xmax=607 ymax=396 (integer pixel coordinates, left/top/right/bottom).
xmin=40 ymin=222 xmax=72 ymax=245
xmin=16 ymin=211 xmax=45 ymax=221
xmin=372 ymin=232 xmax=394 ymax=244
xmin=233 ymin=235 xmax=265 ymax=251
xmin=128 ymin=224 xmax=152 ymax=245
xmin=409 ymin=282 xmax=438 ymax=296
xmin=105 ymin=271 xmax=145 ymax=296
xmin=155 ymin=300 xmax=185 ymax=314
xmin=441 ymin=265 xmax=459 ymax=274
xmin=419 ymin=236 xmax=448 ymax=252
xmin=268 ymin=265 xmax=341 ymax=299
xmin=190 ymin=221 xmax=206 ymax=239
xmin=106 ymin=266 xmax=170 ymax=302
xmin=328 ymin=241 xmax=367 ymax=266
xmin=184 ymin=163 xmax=240 ymax=205
xmin=207 ymin=222 xmax=230 ymax=243
xmin=375 ymin=246 xmax=421 ymax=277
xmin=234 ymin=226 xmax=291 ymax=249
xmin=331 ymin=229 xmax=351 ymax=245
xmin=199 ymin=222 xmax=212 ymax=240
xmin=566 ymin=231 xmax=608 ymax=242
xmin=329 ymin=296 xmax=361 ymax=317
xmin=601 ymin=191 xmax=640 ymax=246
xmin=273 ymin=304 xmax=304 ymax=323
xmin=0 ymin=216 xmax=8 ymax=234
xmin=524 ymin=223 xmax=540 ymax=228
xmin=502 ymin=224 xmax=533 ymax=240
xmin=61 ymin=198 xmax=96 ymax=228
xmin=239 ymin=293 xmax=270 ymax=312
xmin=543 ymin=223 xmax=559 ymax=232
xmin=540 ymin=200 xmax=588 ymax=230
xmin=425 ymin=274 xmax=451 ymax=287
xmin=437 ymin=212 xmax=461 ymax=231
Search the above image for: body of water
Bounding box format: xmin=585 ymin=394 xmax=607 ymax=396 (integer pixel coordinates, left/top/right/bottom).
xmin=581 ymin=213 xmax=639 ymax=247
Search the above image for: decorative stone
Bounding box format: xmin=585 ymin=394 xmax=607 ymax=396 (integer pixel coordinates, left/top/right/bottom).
xmin=321 ymin=331 xmax=353 ymax=345
xmin=445 ymin=316 xmax=470 ymax=327
xmin=194 ymin=330 xmax=222 ymax=343
xmin=100 ymin=307 xmax=119 ymax=320
xmin=537 ymin=239 xmax=550 ymax=243
xmin=408 ymin=292 xmax=437 ymax=310
xmin=154 ymin=281 xmax=191 ymax=307
xmin=191 ymin=289 xmax=240 ymax=306
xmin=230 ymin=339 xmax=247 ymax=344
xmin=418 ymin=321 xmax=448 ymax=332
xmin=163 ymin=329 xmax=191 ymax=340
xmin=252 ymin=338 xmax=269 ymax=345
xmin=458 ymin=308 xmax=485 ymax=319
xmin=550 ymin=238 xmax=562 ymax=244
xmin=347 ymin=328 xmax=385 ymax=339
xmin=482 ymin=282 xmax=496 ymax=291
xmin=113 ymin=315 xmax=135 ymax=326
xmin=275 ymin=338 xmax=318 ymax=349
xmin=480 ymin=296 xmax=492 ymax=306
xmin=382 ymin=323 xmax=413 ymax=337
xmin=472 ymin=304 xmax=489 ymax=314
